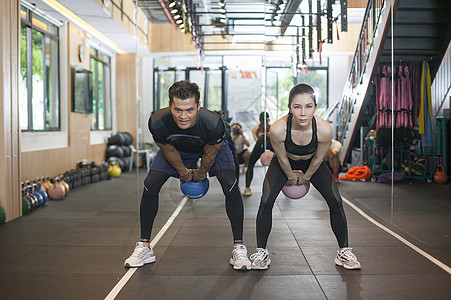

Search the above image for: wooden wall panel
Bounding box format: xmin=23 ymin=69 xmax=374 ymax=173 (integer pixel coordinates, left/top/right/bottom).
xmin=116 ymin=54 xmax=138 ymax=145
xmin=348 ymin=0 xmax=368 ymax=8
xmin=0 ymin=0 xmax=21 ymax=221
xmin=150 ymin=23 xmax=196 ymax=53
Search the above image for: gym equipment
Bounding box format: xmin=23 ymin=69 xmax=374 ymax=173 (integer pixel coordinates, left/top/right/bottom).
xmin=260 ymin=150 xmax=274 ymax=166
xmin=434 ymin=166 xmax=447 ymax=184
xmin=180 ymin=178 xmax=209 ymax=199
xmin=108 ymin=162 xmax=122 ymax=178
xmin=42 ymin=176 xmax=52 ymax=191
xmin=22 ymin=196 xmax=31 ymax=215
xmin=108 ymin=157 xmax=125 ymax=170
xmin=60 ymin=176 xmax=70 ymax=194
xmin=47 ymin=178 xmax=66 ymax=200
xmin=31 ymin=184 xmax=44 ymax=207
xmin=281 ymin=170 xmax=310 ymax=199
xmin=0 ymin=206 xmax=6 ymax=224
xmin=36 ymin=179 xmax=48 ymax=204
xmin=106 ymin=145 xmax=125 ymax=158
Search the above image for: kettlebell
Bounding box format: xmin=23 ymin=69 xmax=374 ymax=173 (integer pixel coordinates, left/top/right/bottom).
xmin=108 ymin=162 xmax=122 ymax=178
xmin=47 ymin=178 xmax=66 ymax=200
xmin=434 ymin=166 xmax=447 ymax=184
xmin=60 ymin=175 xmax=70 ymax=194
xmin=31 ymin=184 xmax=44 ymax=207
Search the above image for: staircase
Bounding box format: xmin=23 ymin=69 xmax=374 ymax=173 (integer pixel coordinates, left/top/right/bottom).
xmin=335 ymin=0 xmax=451 ymax=165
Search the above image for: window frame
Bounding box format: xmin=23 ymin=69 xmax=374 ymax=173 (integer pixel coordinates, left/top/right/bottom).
xmin=89 ymin=47 xmax=112 ymax=131
xmin=20 ymin=4 xmax=61 ymax=132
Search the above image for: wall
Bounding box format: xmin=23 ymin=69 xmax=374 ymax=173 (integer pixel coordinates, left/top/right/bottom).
xmin=116 ymin=54 xmax=138 ymax=142
xmin=0 ymin=0 xmax=21 ymax=221
xmin=21 ymin=22 xmax=107 ymax=182
xmin=150 ymin=23 xmax=196 ymax=53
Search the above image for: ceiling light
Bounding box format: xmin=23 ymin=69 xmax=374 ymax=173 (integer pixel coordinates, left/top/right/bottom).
xmin=169 ymin=1 xmax=176 ymax=8
xmin=174 ymin=14 xmax=181 ymax=19
xmin=219 ymin=8 xmax=226 ymax=13
xmin=218 ymin=1 xmax=225 ymax=7
xmin=276 ymin=8 xmax=282 ymax=13
xmin=181 ymin=28 xmax=185 ymax=33
xmin=179 ymin=24 xmax=184 ymax=29
xmin=220 ymin=18 xmax=226 ymax=23
xmin=176 ymin=19 xmax=183 ymax=24
xmin=41 ymin=0 xmax=125 ymax=53
xmin=171 ymin=8 xmax=178 ymax=14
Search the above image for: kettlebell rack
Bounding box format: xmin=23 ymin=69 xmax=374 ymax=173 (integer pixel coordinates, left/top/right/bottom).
xmin=365 ymin=136 xmax=434 ymax=182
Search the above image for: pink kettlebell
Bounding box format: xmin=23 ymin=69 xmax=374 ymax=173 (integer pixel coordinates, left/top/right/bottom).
xmin=282 ymin=170 xmax=310 ymax=199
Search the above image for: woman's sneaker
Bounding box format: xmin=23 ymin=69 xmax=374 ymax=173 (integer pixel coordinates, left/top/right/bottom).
xmin=334 ymin=247 xmax=361 ymax=270
xmin=250 ymin=248 xmax=270 ymax=270
xmin=124 ymin=242 xmax=156 ymax=268
xmin=242 ymin=187 xmax=252 ymax=196
xmin=230 ymin=244 xmax=251 ymax=270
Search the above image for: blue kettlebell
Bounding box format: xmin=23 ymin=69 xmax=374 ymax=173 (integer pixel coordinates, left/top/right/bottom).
xmin=180 ymin=178 xmax=209 ymax=199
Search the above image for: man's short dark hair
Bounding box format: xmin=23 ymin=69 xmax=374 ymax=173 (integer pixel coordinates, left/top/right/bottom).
xmin=169 ymin=81 xmax=200 ymax=104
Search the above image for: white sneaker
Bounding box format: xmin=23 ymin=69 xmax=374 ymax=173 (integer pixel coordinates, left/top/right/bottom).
xmin=242 ymin=187 xmax=252 ymax=196
xmin=250 ymin=248 xmax=270 ymax=270
xmin=124 ymin=242 xmax=156 ymax=268
xmin=230 ymin=244 xmax=251 ymax=270
xmin=334 ymin=247 xmax=361 ymax=270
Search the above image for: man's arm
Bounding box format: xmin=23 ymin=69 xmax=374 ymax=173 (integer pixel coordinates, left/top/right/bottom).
xmin=156 ymin=142 xmax=192 ymax=182
xmin=194 ymin=142 xmax=223 ymax=181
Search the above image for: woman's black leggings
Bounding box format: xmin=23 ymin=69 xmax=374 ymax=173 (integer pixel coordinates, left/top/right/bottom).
xmin=140 ymin=169 xmax=244 ymax=244
xmin=256 ymin=156 xmax=349 ymax=249
xmin=245 ymin=134 xmax=272 ymax=188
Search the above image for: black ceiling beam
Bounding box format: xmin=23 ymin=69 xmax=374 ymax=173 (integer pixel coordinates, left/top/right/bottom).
xmin=280 ymin=0 xmax=303 ymax=36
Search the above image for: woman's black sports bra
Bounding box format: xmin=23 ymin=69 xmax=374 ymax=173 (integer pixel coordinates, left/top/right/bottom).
xmin=284 ymin=114 xmax=318 ymax=156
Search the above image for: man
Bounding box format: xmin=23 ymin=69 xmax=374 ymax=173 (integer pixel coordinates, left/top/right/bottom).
xmin=124 ymin=81 xmax=251 ymax=270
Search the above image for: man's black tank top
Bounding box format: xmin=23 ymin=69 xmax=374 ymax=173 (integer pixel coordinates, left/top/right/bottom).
xmin=284 ymin=114 xmax=318 ymax=156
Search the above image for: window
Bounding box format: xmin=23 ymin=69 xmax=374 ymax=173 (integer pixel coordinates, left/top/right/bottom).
xmin=19 ymin=5 xmax=60 ymax=131
xmin=90 ymin=48 xmax=112 ymax=130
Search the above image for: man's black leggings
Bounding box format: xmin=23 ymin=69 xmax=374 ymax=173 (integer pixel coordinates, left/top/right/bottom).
xmin=256 ymin=156 xmax=349 ymax=249
xmin=245 ymin=134 xmax=272 ymax=188
xmin=140 ymin=169 xmax=244 ymax=244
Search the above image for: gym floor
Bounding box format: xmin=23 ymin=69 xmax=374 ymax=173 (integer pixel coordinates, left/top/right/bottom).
xmin=0 ymin=165 xmax=450 ymax=300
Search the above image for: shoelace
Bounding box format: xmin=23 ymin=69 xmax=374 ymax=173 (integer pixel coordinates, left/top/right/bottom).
xmin=339 ymin=248 xmax=356 ymax=261
xmin=250 ymin=249 xmax=266 ymax=261
xmin=233 ymin=247 xmax=248 ymax=261
xmin=132 ymin=246 xmax=149 ymax=259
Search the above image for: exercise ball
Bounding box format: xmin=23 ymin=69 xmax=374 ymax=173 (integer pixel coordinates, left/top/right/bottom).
xmin=260 ymin=150 xmax=274 ymax=166
xmin=180 ymin=178 xmax=209 ymax=199
xmin=282 ymin=170 xmax=310 ymax=199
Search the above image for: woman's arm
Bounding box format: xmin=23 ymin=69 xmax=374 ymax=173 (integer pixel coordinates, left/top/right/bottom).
xmin=270 ymin=118 xmax=300 ymax=185
xmin=300 ymin=117 xmax=332 ymax=184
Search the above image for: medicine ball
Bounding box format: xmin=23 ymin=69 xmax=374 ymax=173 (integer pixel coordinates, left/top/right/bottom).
xmin=180 ymin=178 xmax=209 ymax=199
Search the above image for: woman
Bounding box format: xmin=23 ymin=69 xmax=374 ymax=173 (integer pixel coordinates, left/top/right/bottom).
xmin=249 ymin=83 xmax=360 ymax=270
xmin=242 ymin=112 xmax=272 ymax=196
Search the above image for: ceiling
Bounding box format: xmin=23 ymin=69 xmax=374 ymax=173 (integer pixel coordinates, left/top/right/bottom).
xmin=137 ymin=0 xmax=345 ymax=52
xmin=29 ymin=0 xmax=362 ymax=54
